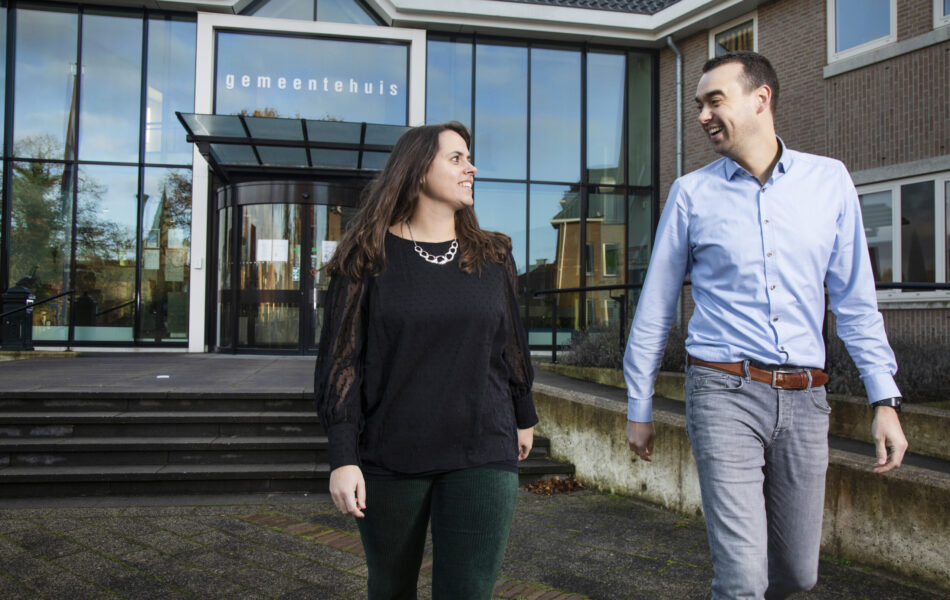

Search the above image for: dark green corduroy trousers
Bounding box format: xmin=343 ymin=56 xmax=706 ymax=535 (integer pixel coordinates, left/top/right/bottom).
xmin=356 ymin=467 xmax=518 ymax=600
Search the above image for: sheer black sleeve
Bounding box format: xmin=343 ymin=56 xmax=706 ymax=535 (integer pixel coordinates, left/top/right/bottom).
xmin=502 ymin=252 xmax=538 ymax=429
xmin=313 ymin=272 xmax=369 ymax=469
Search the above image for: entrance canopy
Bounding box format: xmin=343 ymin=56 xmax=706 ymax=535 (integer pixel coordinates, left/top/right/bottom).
xmin=176 ymin=113 xmax=410 ymax=183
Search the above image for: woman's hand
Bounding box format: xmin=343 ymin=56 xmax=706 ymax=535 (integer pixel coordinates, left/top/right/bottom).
xmin=329 ymin=465 xmax=366 ymax=518
xmin=517 ymin=427 xmax=535 ymax=461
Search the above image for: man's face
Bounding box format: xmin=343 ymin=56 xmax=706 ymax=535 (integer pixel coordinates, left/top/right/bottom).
xmin=695 ymin=62 xmax=765 ymax=160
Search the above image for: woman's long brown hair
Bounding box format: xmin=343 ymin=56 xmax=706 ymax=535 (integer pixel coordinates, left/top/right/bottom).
xmin=326 ymin=121 xmax=510 ymax=280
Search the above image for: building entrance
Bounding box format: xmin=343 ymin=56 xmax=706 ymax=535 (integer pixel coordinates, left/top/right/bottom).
xmin=214 ymin=180 xmax=361 ymax=353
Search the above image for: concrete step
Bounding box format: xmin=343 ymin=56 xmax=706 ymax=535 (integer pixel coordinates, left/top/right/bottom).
xmin=0 ymin=436 xmax=330 ymax=467
xmin=0 ymin=463 xmax=332 ymax=498
xmin=0 ymin=412 xmax=322 ymax=438
xmin=0 ymin=394 xmax=314 ymax=413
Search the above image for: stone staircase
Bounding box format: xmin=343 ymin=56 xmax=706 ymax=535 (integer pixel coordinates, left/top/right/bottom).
xmin=0 ymin=392 xmax=573 ymax=497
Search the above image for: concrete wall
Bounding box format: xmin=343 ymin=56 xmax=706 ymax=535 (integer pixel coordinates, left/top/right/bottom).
xmin=532 ymin=381 xmax=950 ymax=589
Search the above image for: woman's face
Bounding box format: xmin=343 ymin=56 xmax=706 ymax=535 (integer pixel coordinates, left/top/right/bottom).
xmin=418 ymin=130 xmax=476 ymax=211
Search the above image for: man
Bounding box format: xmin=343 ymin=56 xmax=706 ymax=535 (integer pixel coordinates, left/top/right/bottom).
xmin=623 ymin=51 xmax=908 ymax=600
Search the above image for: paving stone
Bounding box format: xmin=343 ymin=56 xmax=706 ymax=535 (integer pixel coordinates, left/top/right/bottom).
xmin=152 ymin=566 xmax=255 ymax=598
xmin=222 ymin=563 xmax=308 ymax=597
xmin=137 ymin=530 xmax=205 ymax=555
xmin=145 ymin=516 xmax=214 ymax=537
xmin=65 ymin=526 xmax=150 ymax=558
xmin=5 ymin=529 xmax=85 ymax=559
xmin=32 ymin=570 xmax=125 ymax=600
xmin=0 ymin=535 xmax=26 ymax=558
xmin=0 ymin=573 xmax=40 ymax=600
xmin=292 ymin=562 xmax=366 ymax=593
xmin=0 ymin=552 xmax=65 ymax=582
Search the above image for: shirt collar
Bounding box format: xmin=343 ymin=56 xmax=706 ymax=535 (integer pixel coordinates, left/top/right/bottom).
xmin=723 ymin=137 xmax=791 ymax=181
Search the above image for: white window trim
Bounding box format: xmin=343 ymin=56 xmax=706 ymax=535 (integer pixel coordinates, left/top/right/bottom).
xmin=857 ymin=171 xmax=950 ymax=306
xmin=826 ymin=0 xmax=897 ymax=64
xmin=936 ymin=0 xmax=950 ymax=29
xmin=707 ymin=12 xmax=757 ymax=59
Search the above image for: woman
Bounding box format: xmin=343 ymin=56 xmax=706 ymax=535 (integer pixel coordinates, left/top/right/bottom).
xmin=314 ymin=121 xmax=537 ymax=599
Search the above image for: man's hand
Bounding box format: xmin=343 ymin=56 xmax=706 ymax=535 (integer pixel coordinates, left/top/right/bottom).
xmin=626 ymin=420 xmax=656 ymax=462
xmin=871 ymin=406 xmax=908 ymax=474
xmin=517 ymin=427 xmax=535 ymax=461
xmin=329 ymin=465 xmax=366 ymax=518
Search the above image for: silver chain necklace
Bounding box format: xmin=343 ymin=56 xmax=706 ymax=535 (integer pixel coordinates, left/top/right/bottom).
xmin=405 ymin=220 xmax=458 ymax=265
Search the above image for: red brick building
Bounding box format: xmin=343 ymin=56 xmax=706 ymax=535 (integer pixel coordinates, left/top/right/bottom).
xmin=659 ymin=0 xmax=950 ymax=345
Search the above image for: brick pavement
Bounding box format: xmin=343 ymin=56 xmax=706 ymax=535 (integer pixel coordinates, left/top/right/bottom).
xmin=0 ymin=490 xmax=941 ymax=600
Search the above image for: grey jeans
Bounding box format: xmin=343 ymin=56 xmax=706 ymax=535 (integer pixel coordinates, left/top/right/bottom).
xmin=685 ymin=363 xmax=830 ymax=600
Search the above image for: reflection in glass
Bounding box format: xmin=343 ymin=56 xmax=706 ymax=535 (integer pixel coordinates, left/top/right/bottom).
xmin=139 ymin=168 xmax=191 ymax=342
xmin=474 ymin=43 xmax=527 ymax=180
xmin=0 ymin=9 xmax=6 ymax=151
xmin=146 ymin=16 xmax=196 ymax=165
xmin=426 ymin=39 xmax=472 ymax=126
xmin=836 ymin=0 xmax=890 ymax=53
xmin=859 ymin=190 xmax=893 ymax=281
xmin=218 ymin=206 xmax=233 ymax=348
xmin=473 ymin=182 xmax=526 ymax=274
xmin=528 ymin=185 xmax=580 ymax=344
xmin=628 ymin=192 xmax=652 ymax=317
xmin=246 ymin=0 xmax=314 ymax=20
xmin=900 ymin=181 xmax=935 ymax=282
xmin=587 ymin=53 xmax=625 ymax=185
xmin=79 ymin=12 xmax=142 ymax=162
xmin=13 ymin=7 xmax=78 ymax=159
xmin=530 ymin=48 xmax=580 ymax=183
xmin=587 ymin=189 xmax=625 ymax=330
xmin=714 ymin=20 xmax=754 ymax=55
xmin=10 ymin=161 xmax=74 ymax=341
xmin=215 ymin=32 xmax=408 ymax=125
xmin=74 ymin=165 xmax=138 ymax=341
xmin=318 ymin=0 xmax=378 ymax=25
xmin=627 ymin=53 xmax=653 ymax=187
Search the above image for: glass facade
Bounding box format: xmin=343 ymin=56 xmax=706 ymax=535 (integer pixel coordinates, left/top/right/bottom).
xmin=1 ymin=4 xmax=196 ymax=345
xmin=427 ymin=36 xmax=656 ymax=344
xmin=1 ymin=3 xmax=658 ymax=351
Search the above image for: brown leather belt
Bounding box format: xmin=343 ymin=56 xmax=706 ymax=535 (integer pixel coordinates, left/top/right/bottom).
xmin=688 ymin=356 xmax=828 ymax=389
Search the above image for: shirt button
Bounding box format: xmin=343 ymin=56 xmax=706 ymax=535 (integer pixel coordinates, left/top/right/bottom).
xmin=770 ymin=285 xmax=776 ymax=290
xmin=773 ymin=317 xmax=779 ymax=322
xmin=764 ymin=219 xmax=770 ymax=224
xmin=767 ymin=252 xmax=773 ymax=257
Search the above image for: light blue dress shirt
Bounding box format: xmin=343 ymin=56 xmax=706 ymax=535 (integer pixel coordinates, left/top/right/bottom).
xmin=624 ymin=142 xmax=900 ymax=423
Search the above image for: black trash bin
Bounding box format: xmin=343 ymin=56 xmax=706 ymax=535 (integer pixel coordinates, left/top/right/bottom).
xmin=1 ymin=285 xmax=35 ymax=351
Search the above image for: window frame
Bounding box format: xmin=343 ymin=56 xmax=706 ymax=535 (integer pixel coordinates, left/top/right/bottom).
xmin=708 ymin=12 xmax=757 ymax=59
xmin=826 ymin=0 xmax=897 ymax=63
xmin=857 ymin=171 xmax=950 ymax=305
xmin=936 ymin=0 xmax=950 ymax=29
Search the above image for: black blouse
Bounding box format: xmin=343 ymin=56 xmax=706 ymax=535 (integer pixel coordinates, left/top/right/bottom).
xmin=313 ymin=232 xmax=538 ymax=476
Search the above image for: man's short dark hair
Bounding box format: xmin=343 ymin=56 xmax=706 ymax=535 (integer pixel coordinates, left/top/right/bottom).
xmin=702 ymin=51 xmax=780 ymax=114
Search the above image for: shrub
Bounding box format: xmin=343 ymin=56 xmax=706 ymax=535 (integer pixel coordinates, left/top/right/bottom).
xmin=560 ymin=326 xmax=688 ymax=372
xmin=825 ymin=335 xmax=946 ymax=403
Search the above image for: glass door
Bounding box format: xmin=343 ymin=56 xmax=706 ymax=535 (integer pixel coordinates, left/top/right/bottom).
xmin=237 ymin=203 xmax=307 ymax=350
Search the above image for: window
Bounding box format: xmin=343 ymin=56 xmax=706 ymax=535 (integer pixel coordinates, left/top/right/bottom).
xmin=858 ymin=172 xmax=950 ymax=301
xmin=936 ymin=0 xmax=950 ymax=28
xmin=827 ymin=0 xmax=896 ymax=62
xmin=603 ymin=243 xmax=619 ymax=277
xmin=709 ymin=14 xmax=756 ymax=58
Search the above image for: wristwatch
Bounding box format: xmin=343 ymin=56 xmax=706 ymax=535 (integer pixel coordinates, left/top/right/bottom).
xmin=870 ymin=397 xmax=902 ymax=414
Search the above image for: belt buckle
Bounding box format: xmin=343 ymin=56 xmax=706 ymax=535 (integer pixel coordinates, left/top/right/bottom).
xmin=770 ymin=369 xmax=798 ymax=389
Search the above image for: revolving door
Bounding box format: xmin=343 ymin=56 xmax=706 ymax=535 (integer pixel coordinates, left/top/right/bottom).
xmin=215 ymin=180 xmax=361 ymax=353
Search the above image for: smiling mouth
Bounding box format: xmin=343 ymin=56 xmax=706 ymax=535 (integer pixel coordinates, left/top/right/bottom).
xmin=706 ymin=125 xmax=723 ymax=139
xmin=460 ymin=182 xmax=473 ymax=189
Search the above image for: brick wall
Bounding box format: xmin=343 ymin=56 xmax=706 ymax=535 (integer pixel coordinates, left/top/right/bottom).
xmin=825 ymin=42 xmax=950 ymax=172
xmin=898 ymin=0 xmax=936 ymax=40
xmin=657 ymin=0 xmax=949 ymax=187
xmin=654 ymin=0 xmax=950 ymax=337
